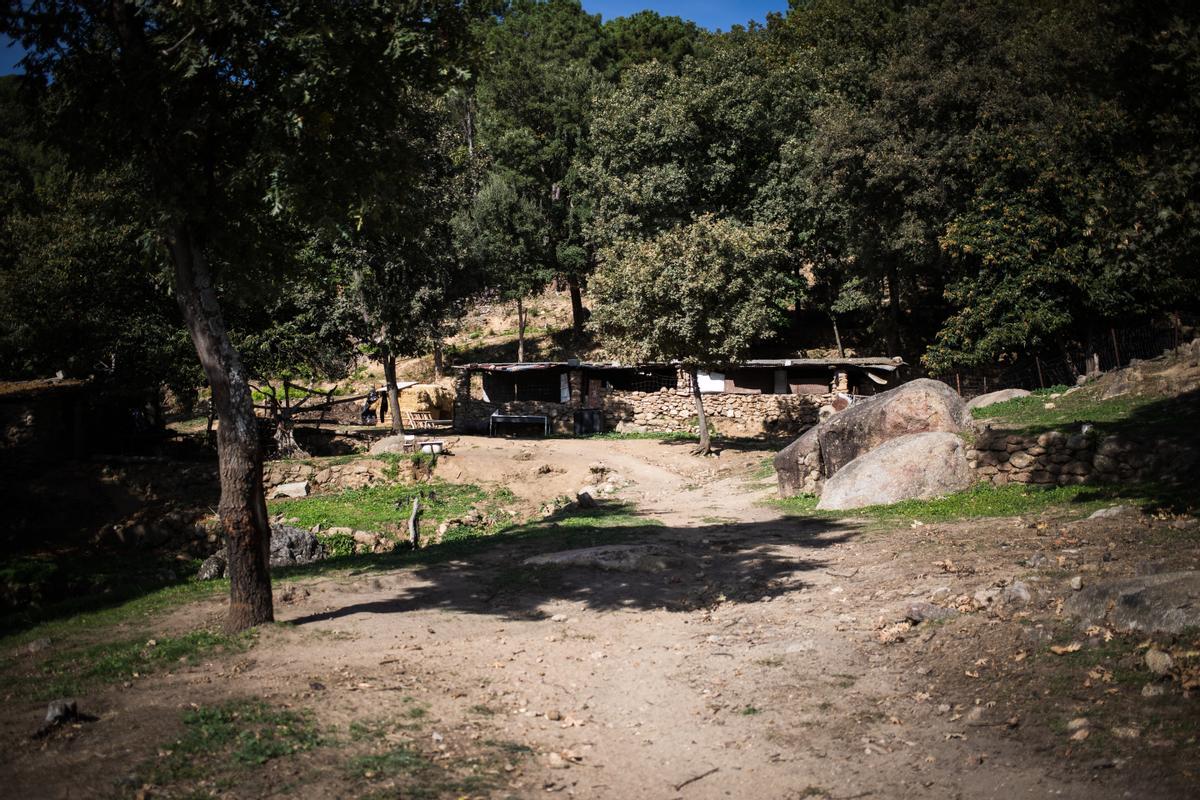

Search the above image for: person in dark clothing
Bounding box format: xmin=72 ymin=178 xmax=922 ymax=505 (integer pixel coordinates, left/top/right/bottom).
xmin=378 ymin=387 xmax=389 ymax=425
xmin=361 ymin=387 xmax=378 ymax=426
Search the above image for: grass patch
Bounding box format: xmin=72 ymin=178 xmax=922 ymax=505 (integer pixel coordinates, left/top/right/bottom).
xmin=772 ymin=481 xmax=1194 ymax=523
xmin=9 ymin=627 xmax=254 ymax=701
xmin=269 ymin=480 xmax=494 ymax=535
xmin=141 ymin=700 xmax=320 ymax=788
xmin=973 ymin=384 xmax=1200 ymax=438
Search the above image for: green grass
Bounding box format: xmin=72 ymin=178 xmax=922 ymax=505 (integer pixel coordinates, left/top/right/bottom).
xmin=9 ymin=627 xmax=254 ymax=701
xmin=772 ymin=481 xmax=1193 ymax=523
xmin=1 ymin=577 xmax=224 ymax=648
xmin=140 ymin=700 xmax=321 ymax=788
xmin=268 ymin=480 xmax=493 ymax=535
xmin=972 ymin=384 xmax=1199 ymax=438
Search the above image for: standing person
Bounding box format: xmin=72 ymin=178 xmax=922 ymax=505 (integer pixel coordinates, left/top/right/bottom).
xmin=378 ymin=385 xmax=389 ymax=426
xmin=361 ymin=386 xmax=379 ymax=426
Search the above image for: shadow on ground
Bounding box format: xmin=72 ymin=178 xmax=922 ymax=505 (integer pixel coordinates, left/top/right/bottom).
xmin=285 ymin=502 xmax=856 ymax=625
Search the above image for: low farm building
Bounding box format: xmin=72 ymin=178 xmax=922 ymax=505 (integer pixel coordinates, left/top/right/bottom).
xmin=452 ymin=358 xmax=904 ymax=437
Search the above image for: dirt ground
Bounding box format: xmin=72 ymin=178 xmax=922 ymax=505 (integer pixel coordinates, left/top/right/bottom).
xmin=2 ymin=436 xmax=1197 ymax=799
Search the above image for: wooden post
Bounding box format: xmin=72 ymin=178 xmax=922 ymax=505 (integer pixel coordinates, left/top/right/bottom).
xmin=955 ymin=372 xmax=962 ymax=394
xmin=408 ymin=497 xmax=421 ymax=548
xmin=1035 ymin=356 xmax=1045 ymax=389
xmin=983 ymin=375 xmax=988 ymax=394
xmin=1110 ymin=327 xmax=1121 ymax=368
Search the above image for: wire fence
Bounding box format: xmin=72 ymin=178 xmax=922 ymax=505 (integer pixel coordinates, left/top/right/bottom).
xmin=928 ymin=313 xmax=1197 ymax=398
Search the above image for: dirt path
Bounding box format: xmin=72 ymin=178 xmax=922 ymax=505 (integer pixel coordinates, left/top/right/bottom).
xmin=3 ymin=437 xmax=1195 ymax=799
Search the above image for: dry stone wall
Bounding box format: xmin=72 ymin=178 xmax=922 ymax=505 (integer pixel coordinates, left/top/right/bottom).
xmin=967 ymin=427 xmax=1191 ymax=486
xmin=599 ymin=388 xmax=823 ymax=438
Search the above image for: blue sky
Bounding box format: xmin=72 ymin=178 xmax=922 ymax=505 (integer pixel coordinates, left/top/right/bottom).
xmin=583 ymin=0 xmax=787 ymax=30
xmin=1 ymin=2 xmax=786 ymax=76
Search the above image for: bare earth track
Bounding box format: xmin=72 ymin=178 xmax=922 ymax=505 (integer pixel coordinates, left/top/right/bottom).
xmin=2 ymin=437 xmax=1197 ymax=799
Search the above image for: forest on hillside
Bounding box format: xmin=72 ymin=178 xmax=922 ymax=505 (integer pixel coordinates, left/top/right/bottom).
xmin=2 ymin=0 xmax=1198 ymax=397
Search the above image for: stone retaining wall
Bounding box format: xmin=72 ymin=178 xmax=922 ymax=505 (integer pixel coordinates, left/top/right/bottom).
xmin=967 ymin=427 xmax=1190 ymax=486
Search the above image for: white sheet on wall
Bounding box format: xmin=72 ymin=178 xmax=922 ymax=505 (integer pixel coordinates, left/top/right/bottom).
xmin=560 ymin=373 xmax=570 ymax=403
xmin=697 ymin=371 xmax=725 ymax=393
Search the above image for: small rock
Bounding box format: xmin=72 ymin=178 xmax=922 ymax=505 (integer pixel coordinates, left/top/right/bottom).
xmin=965 ymin=706 xmax=988 ymax=727
xmin=973 ymin=587 xmax=1001 ymax=608
xmin=905 ymin=602 xmax=958 ymax=623
xmin=1088 ymin=505 xmax=1135 ymax=520
xmin=1027 ymin=553 xmax=1050 ymax=568
xmin=25 ymin=637 xmax=52 ymax=655
xmin=1067 ymin=717 xmax=1090 ymax=732
xmin=196 ymin=552 xmax=227 ymax=581
xmin=1141 ymin=684 xmax=1165 ymax=698
xmin=547 ymin=752 xmax=569 ymax=769
xmin=930 ymin=587 xmax=952 ymax=601
xmin=44 ymin=699 xmax=78 ymax=726
xmin=1070 ymin=576 xmax=1083 ymax=591
xmin=547 ymin=709 xmax=562 ymax=721
xmin=1070 ymin=728 xmax=1089 ymax=741
xmin=1043 ymin=402 xmax=1056 ymax=410
xmin=1144 ymin=649 xmax=1174 ymax=676
xmin=550 ymin=614 xmax=568 ymax=622
xmin=271 ymin=481 xmax=309 ymax=499
xmin=1003 ymin=580 xmax=1032 ymax=606
xmin=576 ymin=487 xmax=598 ymax=509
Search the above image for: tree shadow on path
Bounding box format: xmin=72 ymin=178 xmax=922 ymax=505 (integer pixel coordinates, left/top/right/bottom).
xmin=286 ymin=503 xmax=858 ymax=625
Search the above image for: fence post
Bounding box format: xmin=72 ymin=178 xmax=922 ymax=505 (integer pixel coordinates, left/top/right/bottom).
xmin=1035 ymin=356 xmax=1045 ymax=389
xmin=955 ymin=372 xmax=961 ymax=395
xmin=1110 ymin=327 xmax=1121 ymax=367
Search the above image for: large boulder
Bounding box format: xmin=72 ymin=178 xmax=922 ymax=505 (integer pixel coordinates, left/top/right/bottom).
xmin=815 ymin=432 xmax=972 ymax=510
xmin=966 ymin=388 xmax=1031 ymax=411
xmin=1064 ymin=572 xmax=1200 ymax=634
xmin=774 ymin=378 xmax=970 ymax=497
xmin=196 ymin=524 xmax=328 ymax=579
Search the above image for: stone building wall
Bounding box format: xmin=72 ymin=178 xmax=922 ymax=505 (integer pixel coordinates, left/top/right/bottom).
xmin=452 ymin=368 xmax=826 ymax=438
xmin=967 ymin=427 xmax=1191 ymax=486
xmin=599 ymin=388 xmax=825 ymax=438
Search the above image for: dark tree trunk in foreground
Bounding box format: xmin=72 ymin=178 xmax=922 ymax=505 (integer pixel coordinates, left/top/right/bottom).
xmin=689 ymin=366 xmax=711 ymax=456
xmin=168 ymin=224 xmax=274 ymax=632
xmin=382 ymin=353 xmax=405 ymax=435
xmin=567 ymin=272 xmax=586 ymax=336
xmin=516 ymin=297 xmax=527 ymax=363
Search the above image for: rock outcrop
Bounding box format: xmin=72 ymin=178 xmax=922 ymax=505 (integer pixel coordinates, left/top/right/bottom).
xmin=1064 ymin=572 xmax=1200 ymax=634
xmin=197 ymin=524 xmax=328 ymax=580
xmin=966 ymin=388 xmax=1031 ymax=411
xmin=775 ymin=379 xmax=970 ymax=497
xmin=815 ymin=432 xmax=972 ymax=510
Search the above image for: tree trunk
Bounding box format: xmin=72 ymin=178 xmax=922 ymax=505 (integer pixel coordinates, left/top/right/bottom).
xmin=432 ymin=337 xmax=444 ymax=380
xmin=382 ymin=352 xmax=405 ymax=435
xmin=886 ymin=261 xmax=902 ymax=358
xmin=167 ymin=224 xmax=273 ymax=633
xmin=689 ymin=366 xmax=711 ymax=456
xmin=831 ymin=314 xmax=845 ymax=358
xmin=567 ymin=272 xmax=586 ymax=337
xmin=516 ymin=297 xmax=527 ymax=363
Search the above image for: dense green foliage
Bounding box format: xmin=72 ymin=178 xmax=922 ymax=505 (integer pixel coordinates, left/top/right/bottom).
xmin=3 ymin=0 xmax=1198 ymax=391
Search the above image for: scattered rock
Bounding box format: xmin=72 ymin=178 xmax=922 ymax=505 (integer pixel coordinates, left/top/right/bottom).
xmin=523 ymin=544 xmax=675 ymax=572
xmin=816 ymin=432 xmax=972 ymax=510
xmin=1067 ymin=717 xmax=1090 ymax=732
xmin=196 ymin=552 xmax=227 ymax=580
xmin=1064 ymin=571 xmax=1200 ymax=633
xmin=965 ymin=706 xmax=989 ymax=726
xmin=1088 ymin=505 xmax=1138 ymax=520
xmin=1002 ymin=580 xmax=1033 ymax=607
xmin=1145 ymin=649 xmax=1174 ymax=677
xmin=34 ymin=698 xmax=94 ymax=738
xmin=576 ymin=487 xmax=599 ymax=509
xmin=271 ymin=481 xmax=309 ymax=499
xmin=966 ymin=388 xmax=1031 ymax=411
xmin=369 ymin=435 xmax=413 ymax=455
xmin=1070 ymin=576 xmax=1083 ymax=591
xmin=1141 ymin=684 xmax=1166 ymax=698
xmin=905 ymin=602 xmax=958 ymax=623
xmin=24 ymin=637 xmax=52 ymax=655
xmin=547 ymin=709 xmax=562 ymax=721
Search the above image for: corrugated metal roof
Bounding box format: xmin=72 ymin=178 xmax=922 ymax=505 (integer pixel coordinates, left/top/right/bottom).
xmin=455 ymin=358 xmax=903 ymax=373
